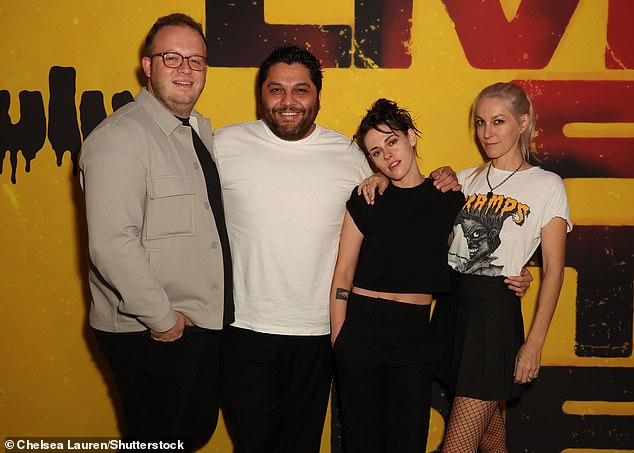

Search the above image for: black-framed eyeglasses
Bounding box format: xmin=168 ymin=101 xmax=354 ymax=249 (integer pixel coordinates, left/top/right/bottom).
xmin=150 ymin=52 xmax=207 ymax=71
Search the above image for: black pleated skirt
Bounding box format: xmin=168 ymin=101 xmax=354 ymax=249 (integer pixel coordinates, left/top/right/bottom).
xmin=432 ymin=269 xmax=525 ymax=401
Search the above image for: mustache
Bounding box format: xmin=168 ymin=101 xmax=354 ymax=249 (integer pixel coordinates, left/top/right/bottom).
xmin=273 ymin=106 xmax=306 ymax=114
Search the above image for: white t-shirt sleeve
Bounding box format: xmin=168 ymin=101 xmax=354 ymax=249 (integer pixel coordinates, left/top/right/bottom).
xmin=542 ymin=175 xmax=573 ymax=232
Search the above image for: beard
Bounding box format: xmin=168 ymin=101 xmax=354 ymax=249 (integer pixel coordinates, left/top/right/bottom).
xmin=261 ymin=102 xmax=319 ymax=141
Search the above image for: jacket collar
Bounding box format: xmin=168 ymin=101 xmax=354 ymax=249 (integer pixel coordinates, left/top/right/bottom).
xmin=135 ymin=87 xmax=205 ymax=136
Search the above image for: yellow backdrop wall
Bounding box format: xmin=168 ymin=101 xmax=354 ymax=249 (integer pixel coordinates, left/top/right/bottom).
xmin=1 ymin=1 xmax=632 ymax=452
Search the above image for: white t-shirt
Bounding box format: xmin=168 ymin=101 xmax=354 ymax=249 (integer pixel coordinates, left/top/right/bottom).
xmin=448 ymin=165 xmax=572 ymax=277
xmin=213 ymin=120 xmax=372 ymax=335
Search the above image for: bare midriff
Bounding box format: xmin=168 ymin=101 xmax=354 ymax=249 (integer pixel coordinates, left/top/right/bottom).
xmin=352 ymin=287 xmax=433 ymax=305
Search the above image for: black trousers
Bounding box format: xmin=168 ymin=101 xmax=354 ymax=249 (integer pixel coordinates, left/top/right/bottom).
xmin=220 ymin=325 xmax=333 ymax=453
xmin=94 ymin=328 xmax=221 ymax=452
xmin=333 ymin=293 xmax=440 ymax=453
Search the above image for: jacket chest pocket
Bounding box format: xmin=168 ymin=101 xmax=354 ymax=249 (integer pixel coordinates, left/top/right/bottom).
xmin=146 ymin=175 xmax=196 ymax=239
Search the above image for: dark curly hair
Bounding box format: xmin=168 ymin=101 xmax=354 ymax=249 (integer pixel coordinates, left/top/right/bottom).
xmin=355 ymin=98 xmax=421 ymax=154
xmin=258 ymin=44 xmax=323 ymax=93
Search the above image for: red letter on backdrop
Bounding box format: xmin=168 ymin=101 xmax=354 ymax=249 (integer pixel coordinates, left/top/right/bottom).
xmin=354 ymin=0 xmax=413 ymax=68
xmin=442 ymin=0 xmax=579 ymax=69
xmin=515 ymin=80 xmax=634 ymax=178
xmin=606 ymin=0 xmax=634 ymax=69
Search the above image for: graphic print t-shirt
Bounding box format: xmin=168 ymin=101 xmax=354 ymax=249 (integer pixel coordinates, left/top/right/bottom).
xmin=448 ymin=165 xmax=572 ymax=277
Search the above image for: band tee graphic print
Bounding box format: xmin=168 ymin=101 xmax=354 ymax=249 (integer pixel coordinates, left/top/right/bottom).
xmin=451 ymin=192 xmax=531 ymax=276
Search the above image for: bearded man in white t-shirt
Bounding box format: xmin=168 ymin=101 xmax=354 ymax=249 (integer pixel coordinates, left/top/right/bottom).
xmin=213 ymin=44 xmax=458 ymax=453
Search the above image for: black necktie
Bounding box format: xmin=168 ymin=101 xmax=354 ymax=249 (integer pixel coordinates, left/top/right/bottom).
xmin=180 ymin=117 xmax=235 ymax=325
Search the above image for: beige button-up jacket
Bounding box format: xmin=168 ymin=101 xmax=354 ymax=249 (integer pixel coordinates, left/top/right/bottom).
xmin=79 ymin=88 xmax=226 ymax=332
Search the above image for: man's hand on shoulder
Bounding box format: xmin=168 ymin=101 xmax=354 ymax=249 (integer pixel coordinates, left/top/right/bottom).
xmin=430 ymin=166 xmax=461 ymax=193
xmin=357 ymin=173 xmax=389 ymax=205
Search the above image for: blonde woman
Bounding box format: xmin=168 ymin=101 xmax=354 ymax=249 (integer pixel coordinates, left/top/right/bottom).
xmin=433 ymin=82 xmax=572 ymax=452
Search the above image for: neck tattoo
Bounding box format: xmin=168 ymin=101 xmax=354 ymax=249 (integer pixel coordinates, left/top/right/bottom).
xmin=486 ymin=161 xmax=524 ymax=198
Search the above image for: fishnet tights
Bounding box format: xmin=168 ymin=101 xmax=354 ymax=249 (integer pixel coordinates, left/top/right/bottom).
xmin=479 ymin=403 xmax=507 ymax=453
xmin=441 ymin=397 xmax=508 ymax=453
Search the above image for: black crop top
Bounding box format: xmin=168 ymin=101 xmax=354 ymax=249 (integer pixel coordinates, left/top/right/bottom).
xmin=346 ymin=179 xmax=465 ymax=293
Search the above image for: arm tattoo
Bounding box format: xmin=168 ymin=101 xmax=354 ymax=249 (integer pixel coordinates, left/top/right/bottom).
xmin=335 ymin=288 xmax=349 ymax=301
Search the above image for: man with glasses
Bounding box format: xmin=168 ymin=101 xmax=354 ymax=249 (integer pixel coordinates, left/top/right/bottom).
xmin=79 ymin=13 xmax=232 ymax=451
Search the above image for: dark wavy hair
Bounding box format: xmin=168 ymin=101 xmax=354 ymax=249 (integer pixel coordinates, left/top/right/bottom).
xmin=258 ymin=44 xmax=323 ymax=93
xmin=144 ymin=13 xmax=207 ymax=56
xmin=355 ymin=98 xmax=421 ymax=154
